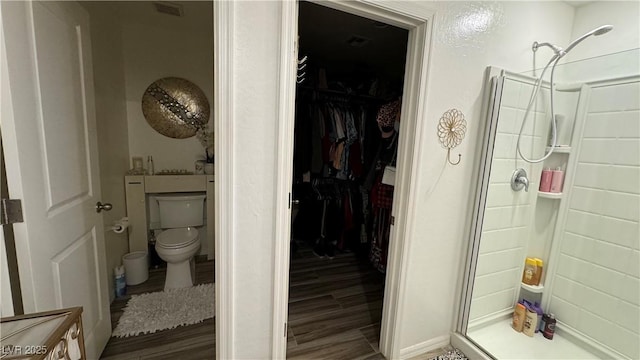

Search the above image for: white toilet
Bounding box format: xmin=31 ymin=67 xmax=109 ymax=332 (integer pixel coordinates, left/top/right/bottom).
xmin=154 ymin=194 xmax=206 ymax=290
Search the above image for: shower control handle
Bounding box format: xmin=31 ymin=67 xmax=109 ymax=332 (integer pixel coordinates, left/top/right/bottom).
xmin=511 ymin=168 xmax=529 ymax=192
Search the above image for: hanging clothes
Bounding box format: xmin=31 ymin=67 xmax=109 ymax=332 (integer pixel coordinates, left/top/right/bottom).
xmin=367 ymin=100 xmax=401 ymax=273
xmin=292 ymin=89 xmax=399 ymax=265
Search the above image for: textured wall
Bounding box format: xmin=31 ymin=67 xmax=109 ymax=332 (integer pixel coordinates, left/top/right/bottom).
xmin=122 ymin=14 xmax=213 ymax=172
xmin=83 ymin=2 xmax=131 ymax=303
xmin=394 ymin=1 xmax=574 ymax=349
xmin=226 ymin=0 xmax=576 ymax=356
xmin=230 ymin=1 xmax=281 ymax=358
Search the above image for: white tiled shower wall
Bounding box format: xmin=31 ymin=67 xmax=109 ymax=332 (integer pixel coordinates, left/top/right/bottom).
xmin=469 ymin=0 xmax=640 ymax=338
xmin=469 ymin=78 xmax=549 ymax=323
xmin=549 ymin=80 xmax=640 ymax=359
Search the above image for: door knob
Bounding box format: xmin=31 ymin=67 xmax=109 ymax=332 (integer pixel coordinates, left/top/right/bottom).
xmin=96 ymin=202 xmax=113 ymax=213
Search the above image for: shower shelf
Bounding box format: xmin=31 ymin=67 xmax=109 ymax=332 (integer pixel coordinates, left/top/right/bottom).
xmin=521 ymin=283 xmax=544 ymax=293
xmin=546 ymin=146 xmax=571 ymax=154
xmin=538 ymin=191 xmax=562 ymax=199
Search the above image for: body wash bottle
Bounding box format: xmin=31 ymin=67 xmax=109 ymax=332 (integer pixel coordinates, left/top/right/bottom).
xmin=550 ymin=167 xmax=564 ymax=193
xmin=534 ymin=258 xmax=544 ymax=285
xmin=522 ymin=257 xmax=537 ymax=285
xmin=539 ymin=168 xmax=552 ymax=192
xmin=523 ymin=307 xmax=538 ymax=337
xmin=513 ymin=303 xmax=526 ymax=332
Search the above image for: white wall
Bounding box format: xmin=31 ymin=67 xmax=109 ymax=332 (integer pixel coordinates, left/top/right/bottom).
xmin=226 ymin=0 xmax=575 ymax=357
xmin=81 ymin=2 xmax=131 ymax=303
xmin=561 ymin=1 xmax=640 ymax=82
xmin=230 ymin=2 xmax=281 ymax=358
xmin=122 ymin=9 xmax=214 ymax=172
xmin=550 ymin=79 xmax=640 ymax=359
xmin=567 ymin=1 xmax=640 ymax=63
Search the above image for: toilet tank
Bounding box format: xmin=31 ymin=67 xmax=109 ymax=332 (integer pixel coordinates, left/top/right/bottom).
xmin=155 ymin=194 xmax=206 ymax=228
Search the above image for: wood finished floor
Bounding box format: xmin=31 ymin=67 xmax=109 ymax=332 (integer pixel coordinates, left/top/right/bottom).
xmin=286 ymin=244 xmax=386 ymax=360
xmin=100 ymin=257 xmax=215 ymax=360
xmin=100 ymin=248 xmax=451 ymax=360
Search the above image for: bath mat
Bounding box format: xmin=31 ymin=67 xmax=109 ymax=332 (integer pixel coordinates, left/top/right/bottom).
xmin=112 ymin=283 xmax=215 ymax=337
xmin=430 ymin=349 xmax=468 ymax=360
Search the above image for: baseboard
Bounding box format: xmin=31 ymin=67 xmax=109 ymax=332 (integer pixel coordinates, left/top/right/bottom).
xmin=399 ymin=335 xmax=450 ymax=359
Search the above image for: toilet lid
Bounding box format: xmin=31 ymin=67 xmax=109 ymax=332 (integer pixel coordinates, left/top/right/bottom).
xmin=156 ymin=227 xmax=199 ymax=248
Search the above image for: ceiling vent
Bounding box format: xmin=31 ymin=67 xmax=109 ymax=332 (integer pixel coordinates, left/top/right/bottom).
xmin=346 ymin=35 xmax=371 ymax=48
xmin=153 ymin=2 xmax=184 ymax=17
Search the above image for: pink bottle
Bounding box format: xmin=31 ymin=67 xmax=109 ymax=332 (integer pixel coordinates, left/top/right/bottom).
xmin=539 ymin=168 xmax=552 ymax=193
xmin=550 ymin=167 xmax=564 ymax=193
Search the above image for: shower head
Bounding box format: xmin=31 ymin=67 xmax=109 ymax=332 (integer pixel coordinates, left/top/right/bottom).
xmin=532 ymin=25 xmax=613 ymax=57
xmin=564 ymin=25 xmax=614 ymax=53
xmin=532 ymin=41 xmax=563 ymax=54
xmin=593 ymin=24 xmax=614 ymax=36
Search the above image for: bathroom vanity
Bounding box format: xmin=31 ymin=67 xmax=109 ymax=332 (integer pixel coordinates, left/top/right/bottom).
xmin=125 ymin=175 xmax=214 ymax=260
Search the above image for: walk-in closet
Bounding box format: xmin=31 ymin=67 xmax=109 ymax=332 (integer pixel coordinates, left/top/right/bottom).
xmin=287 ymin=2 xmax=409 ymax=358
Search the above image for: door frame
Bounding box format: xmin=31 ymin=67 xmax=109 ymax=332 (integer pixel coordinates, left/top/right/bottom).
xmin=269 ymin=1 xmax=435 ymax=358
xmin=213 ymin=1 xmax=233 ymax=359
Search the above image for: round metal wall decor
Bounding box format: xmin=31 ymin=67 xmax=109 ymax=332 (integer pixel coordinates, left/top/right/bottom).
xmin=141 ymin=77 xmax=210 ymax=139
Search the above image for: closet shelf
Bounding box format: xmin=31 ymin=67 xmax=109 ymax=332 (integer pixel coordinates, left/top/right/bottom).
xmin=538 ymin=191 xmax=562 ymax=199
xmin=546 ymin=146 xmax=571 ymax=154
xmin=521 ymin=283 xmax=544 ymax=293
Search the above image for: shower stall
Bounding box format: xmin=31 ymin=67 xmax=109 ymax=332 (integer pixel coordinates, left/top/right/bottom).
xmin=456 ymin=44 xmax=639 ymax=359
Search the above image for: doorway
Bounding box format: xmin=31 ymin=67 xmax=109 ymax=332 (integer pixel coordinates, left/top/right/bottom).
xmin=267 ymin=1 xmax=435 ymax=358
xmin=1 ymin=1 xmax=217 ymax=358
xmin=286 ymin=3 xmax=408 ymax=358
xmin=80 ymin=1 xmax=216 ymax=358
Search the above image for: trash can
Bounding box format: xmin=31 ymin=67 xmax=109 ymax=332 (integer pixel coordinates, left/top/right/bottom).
xmin=122 ymin=251 xmax=149 ymax=285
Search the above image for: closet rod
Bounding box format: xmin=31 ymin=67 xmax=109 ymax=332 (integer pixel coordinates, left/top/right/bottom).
xmin=298 ymin=86 xmax=390 ymax=103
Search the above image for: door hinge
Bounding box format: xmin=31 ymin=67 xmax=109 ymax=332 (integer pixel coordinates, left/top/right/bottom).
xmin=288 ymin=193 xmax=291 ymax=209
xmin=284 ymin=322 xmax=287 ymax=337
xmin=1 ymin=199 xmax=23 ymax=225
xmin=390 ymin=216 xmax=395 ymax=226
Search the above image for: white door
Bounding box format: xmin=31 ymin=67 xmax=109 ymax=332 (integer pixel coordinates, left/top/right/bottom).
xmin=1 ymin=1 xmax=111 ymax=358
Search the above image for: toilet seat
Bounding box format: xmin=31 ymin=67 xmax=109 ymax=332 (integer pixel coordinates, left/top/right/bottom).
xmin=156 ymin=227 xmax=199 ymax=249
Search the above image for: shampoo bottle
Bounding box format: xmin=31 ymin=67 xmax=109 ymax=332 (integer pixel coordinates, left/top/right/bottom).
xmin=539 ymin=168 xmax=552 ymax=192
xmin=543 ymin=313 xmax=557 ymax=340
xmin=534 ymin=258 xmax=544 ymax=285
xmin=523 ymin=307 xmax=538 ymax=337
xmin=522 ymin=257 xmax=537 ymax=285
xmin=550 ymin=167 xmax=564 ymax=193
xmin=512 ymin=303 xmax=526 ymax=332
xmin=532 ymin=302 xmax=544 ymax=333
xmin=540 ymin=313 xmax=549 ymax=333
